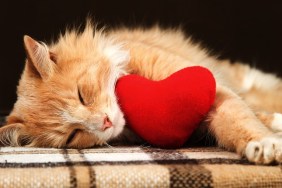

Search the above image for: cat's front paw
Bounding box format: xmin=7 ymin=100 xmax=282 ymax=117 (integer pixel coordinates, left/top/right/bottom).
xmin=245 ymin=133 xmax=282 ymax=164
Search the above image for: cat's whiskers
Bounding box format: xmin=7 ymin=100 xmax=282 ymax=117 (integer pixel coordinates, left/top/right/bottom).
xmin=104 ymin=142 xmax=115 ymax=148
xmin=139 ymin=144 xmax=152 ymax=149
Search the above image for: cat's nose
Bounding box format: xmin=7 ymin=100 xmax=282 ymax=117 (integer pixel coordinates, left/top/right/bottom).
xmin=102 ymin=116 xmax=112 ymax=131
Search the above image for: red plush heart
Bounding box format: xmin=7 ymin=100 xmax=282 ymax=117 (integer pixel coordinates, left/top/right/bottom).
xmin=115 ymin=66 xmax=216 ymax=148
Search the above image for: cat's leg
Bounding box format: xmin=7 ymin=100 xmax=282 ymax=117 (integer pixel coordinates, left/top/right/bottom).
xmin=217 ymin=61 xmax=282 ymax=113
xmin=241 ymin=70 xmax=282 ymax=113
xmin=208 ymin=85 xmax=282 ymax=164
xmin=256 ymin=111 xmax=282 ymax=132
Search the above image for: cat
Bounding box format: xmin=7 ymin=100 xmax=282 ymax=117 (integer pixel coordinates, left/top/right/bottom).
xmin=1 ymin=21 xmax=282 ymax=164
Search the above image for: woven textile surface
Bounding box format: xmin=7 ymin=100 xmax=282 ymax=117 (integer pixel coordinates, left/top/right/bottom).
xmin=0 ymin=146 xmax=281 ymax=188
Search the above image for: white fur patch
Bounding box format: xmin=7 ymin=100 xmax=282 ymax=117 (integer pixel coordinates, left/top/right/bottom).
xmin=107 ymin=66 xmax=122 ymax=96
xmin=271 ymin=113 xmax=282 ymax=132
xmin=103 ymin=44 xmax=130 ymax=67
xmin=242 ymin=68 xmax=280 ymax=91
xmin=102 ymin=42 xmax=130 ymax=95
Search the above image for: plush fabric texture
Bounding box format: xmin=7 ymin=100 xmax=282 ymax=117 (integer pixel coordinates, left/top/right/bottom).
xmin=116 ymin=66 xmax=216 ymax=148
xmin=0 ymin=146 xmax=281 ymax=188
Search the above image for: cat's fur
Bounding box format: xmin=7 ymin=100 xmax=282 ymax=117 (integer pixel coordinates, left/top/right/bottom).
xmin=2 ymin=21 xmax=282 ymax=164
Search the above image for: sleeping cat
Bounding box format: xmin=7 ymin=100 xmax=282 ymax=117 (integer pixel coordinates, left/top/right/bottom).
xmin=1 ymin=21 xmax=282 ymax=164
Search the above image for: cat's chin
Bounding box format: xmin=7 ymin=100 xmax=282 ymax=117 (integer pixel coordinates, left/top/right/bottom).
xmin=106 ymin=103 xmax=127 ymax=139
xmin=110 ymin=113 xmax=126 ymax=139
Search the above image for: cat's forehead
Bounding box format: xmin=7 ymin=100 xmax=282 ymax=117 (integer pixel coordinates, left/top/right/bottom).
xmin=50 ymin=28 xmax=129 ymax=69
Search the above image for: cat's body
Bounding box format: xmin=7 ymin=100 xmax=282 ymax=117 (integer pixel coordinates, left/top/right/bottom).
xmin=2 ymin=22 xmax=282 ymax=164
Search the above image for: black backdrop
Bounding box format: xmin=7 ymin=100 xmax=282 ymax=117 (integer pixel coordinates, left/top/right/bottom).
xmin=1 ymin=0 xmax=282 ymax=114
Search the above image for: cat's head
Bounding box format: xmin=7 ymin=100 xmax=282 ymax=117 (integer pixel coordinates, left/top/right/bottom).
xmin=0 ymin=23 xmax=129 ymax=148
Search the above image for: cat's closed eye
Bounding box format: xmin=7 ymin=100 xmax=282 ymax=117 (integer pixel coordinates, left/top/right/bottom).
xmin=66 ymin=129 xmax=80 ymax=145
xmin=78 ymin=86 xmax=95 ymax=106
xmin=78 ymin=88 xmax=85 ymax=105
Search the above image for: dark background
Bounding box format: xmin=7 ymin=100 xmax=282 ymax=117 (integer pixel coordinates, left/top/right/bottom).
xmin=1 ymin=0 xmax=282 ymax=115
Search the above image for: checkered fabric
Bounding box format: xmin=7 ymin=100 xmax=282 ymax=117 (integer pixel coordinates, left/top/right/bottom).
xmin=0 ymin=146 xmax=281 ymax=188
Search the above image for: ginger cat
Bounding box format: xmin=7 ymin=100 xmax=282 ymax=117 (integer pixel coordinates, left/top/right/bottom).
xmin=1 ymin=21 xmax=282 ymax=164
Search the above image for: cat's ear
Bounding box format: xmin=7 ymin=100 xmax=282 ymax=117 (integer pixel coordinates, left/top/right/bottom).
xmin=23 ymin=35 xmax=55 ymax=80
xmin=0 ymin=123 xmax=29 ymax=146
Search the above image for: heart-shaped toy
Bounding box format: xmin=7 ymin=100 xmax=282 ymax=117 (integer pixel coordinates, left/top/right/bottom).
xmin=115 ymin=66 xmax=216 ymax=148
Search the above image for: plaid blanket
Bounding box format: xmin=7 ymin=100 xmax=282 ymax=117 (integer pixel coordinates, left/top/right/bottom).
xmin=0 ymin=146 xmax=281 ymax=188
